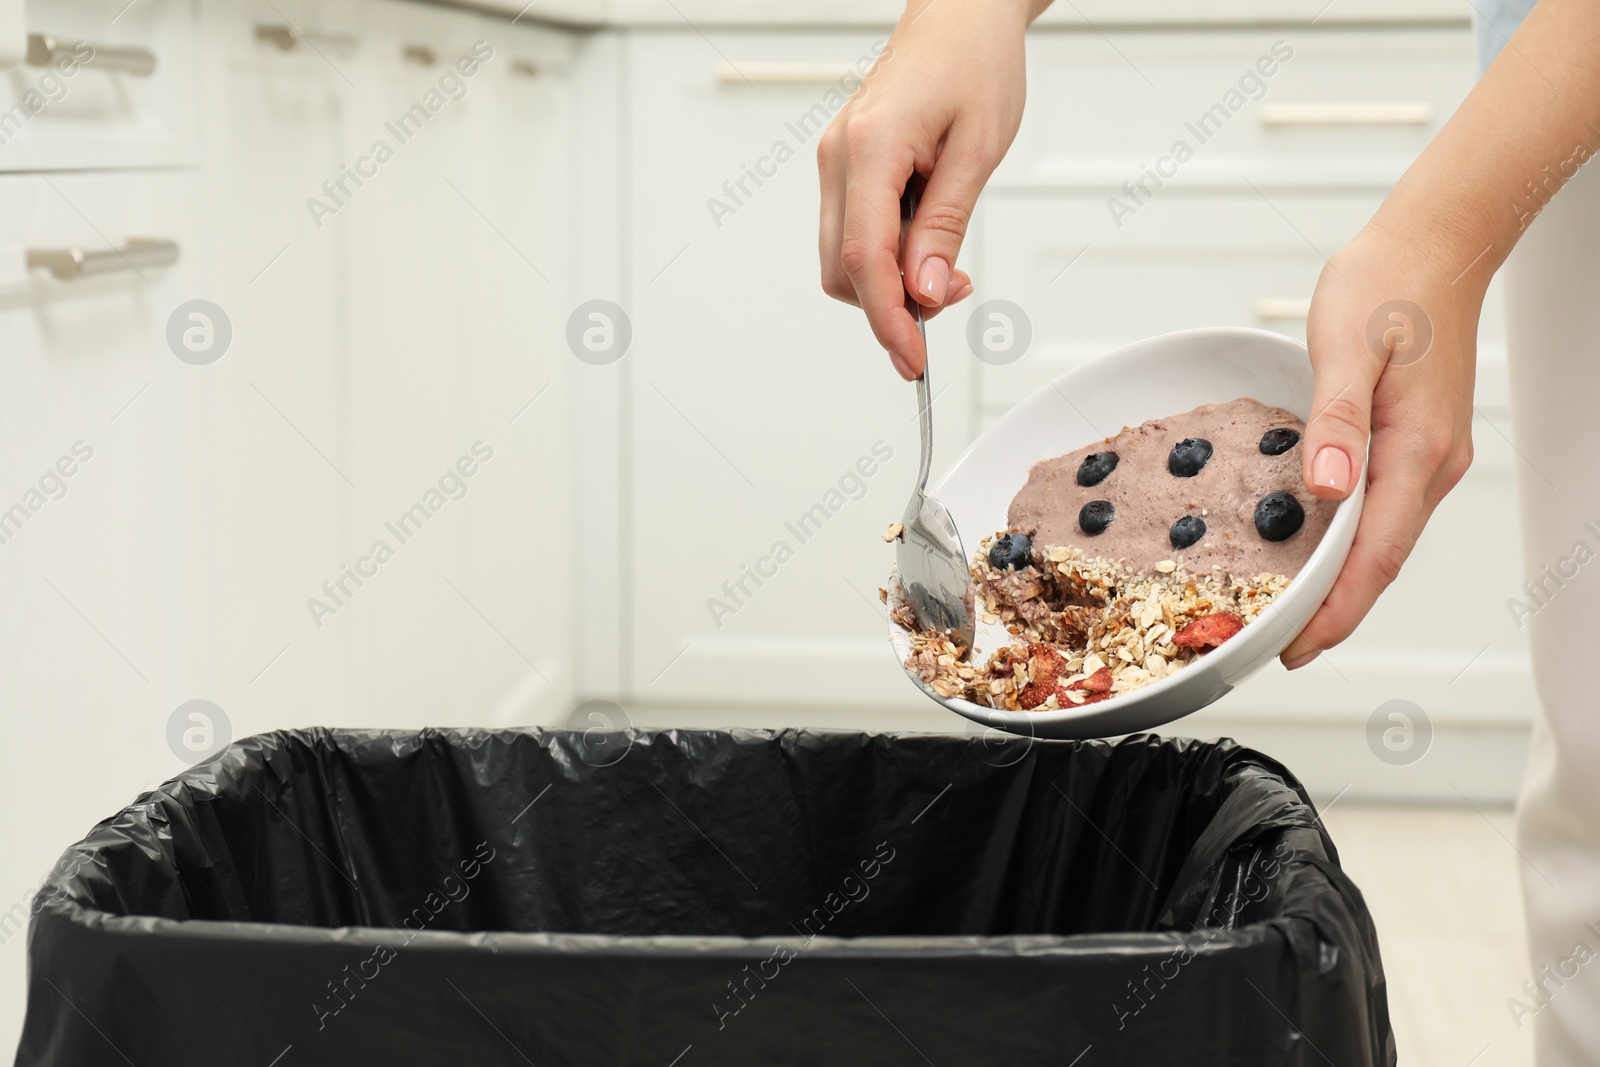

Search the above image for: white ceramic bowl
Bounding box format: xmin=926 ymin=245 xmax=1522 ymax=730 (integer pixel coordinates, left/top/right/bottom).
xmin=888 ymin=326 xmax=1365 ymax=739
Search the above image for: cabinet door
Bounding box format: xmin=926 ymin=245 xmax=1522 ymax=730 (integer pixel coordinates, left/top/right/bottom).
xmin=183 ymin=0 xmax=361 ymax=721
xmin=0 ymin=169 xmax=202 ymax=1043
xmin=621 ymin=30 xmax=970 ymax=719
xmin=340 ymin=4 xmax=575 ymax=725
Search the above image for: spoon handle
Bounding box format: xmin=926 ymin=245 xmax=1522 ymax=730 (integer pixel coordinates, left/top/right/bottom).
xmin=900 ymin=181 xmax=935 ymax=496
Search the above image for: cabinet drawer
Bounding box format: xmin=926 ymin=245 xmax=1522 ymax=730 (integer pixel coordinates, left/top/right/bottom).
xmin=973 ymin=190 xmax=1377 ymax=407
xmin=972 ymin=191 xmax=1507 ymax=409
xmin=0 ymin=0 xmax=196 ymax=170
xmin=998 ymin=26 xmax=1475 ymax=189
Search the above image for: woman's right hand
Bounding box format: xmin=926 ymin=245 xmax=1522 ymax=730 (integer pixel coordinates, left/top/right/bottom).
xmin=817 ymin=0 xmax=1042 ymax=380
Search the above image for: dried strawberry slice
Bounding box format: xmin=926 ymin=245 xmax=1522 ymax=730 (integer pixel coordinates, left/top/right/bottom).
xmin=1171 ymin=612 xmax=1245 ymax=650
xmin=1017 ymin=644 xmax=1066 ymax=709
xmin=1057 ymin=687 xmax=1112 ymax=707
xmin=1068 ymin=666 xmax=1113 ymax=694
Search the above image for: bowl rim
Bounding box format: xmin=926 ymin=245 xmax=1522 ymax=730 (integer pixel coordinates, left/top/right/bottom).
xmin=887 ymin=325 xmax=1366 ymax=731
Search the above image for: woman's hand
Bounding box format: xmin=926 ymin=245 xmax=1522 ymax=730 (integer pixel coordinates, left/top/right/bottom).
xmin=817 ymin=0 xmax=1042 ymax=380
xmin=1281 ymin=219 xmax=1482 ymax=668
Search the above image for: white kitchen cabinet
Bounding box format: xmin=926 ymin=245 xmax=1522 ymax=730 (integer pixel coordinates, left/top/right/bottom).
xmin=177 ymin=0 xmax=577 ymax=726
xmin=340 ymin=2 xmax=576 ymax=724
xmin=179 ymin=0 xmax=362 ymax=724
xmin=0 ymin=169 xmax=202 ymax=782
xmin=0 ymin=168 xmax=202 ymax=1047
xmin=618 ymin=29 xmax=972 ymax=716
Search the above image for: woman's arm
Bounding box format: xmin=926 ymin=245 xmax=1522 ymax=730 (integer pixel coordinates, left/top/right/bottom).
xmin=1282 ymin=0 xmax=1600 ymax=667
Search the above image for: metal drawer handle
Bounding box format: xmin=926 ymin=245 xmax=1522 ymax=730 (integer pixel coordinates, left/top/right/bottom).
xmin=1255 ymin=297 xmax=1312 ymax=320
xmin=27 ymin=238 xmax=179 ymax=282
xmin=28 ymin=33 xmax=156 ymax=76
xmin=1259 ymin=102 xmax=1435 ymax=126
xmin=713 ymin=62 xmax=863 ymax=85
xmin=254 ymin=24 xmax=359 ymax=55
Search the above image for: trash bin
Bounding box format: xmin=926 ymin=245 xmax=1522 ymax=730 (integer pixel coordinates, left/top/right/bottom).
xmin=16 ymin=728 xmax=1394 ymax=1066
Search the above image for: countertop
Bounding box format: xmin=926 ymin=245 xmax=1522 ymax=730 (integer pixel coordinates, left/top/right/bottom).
xmin=460 ymin=0 xmax=1472 ymax=30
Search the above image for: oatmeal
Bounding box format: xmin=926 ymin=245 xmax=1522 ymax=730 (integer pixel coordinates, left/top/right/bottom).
xmin=890 ymin=543 xmax=1286 ymax=709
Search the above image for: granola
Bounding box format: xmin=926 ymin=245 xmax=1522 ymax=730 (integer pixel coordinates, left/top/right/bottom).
xmin=889 ymin=537 xmax=1289 ymax=710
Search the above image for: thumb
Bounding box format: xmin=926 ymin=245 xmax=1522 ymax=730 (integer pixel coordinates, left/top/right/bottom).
xmin=1301 ymin=314 xmax=1381 ymax=501
xmin=901 ymin=126 xmax=991 ymax=310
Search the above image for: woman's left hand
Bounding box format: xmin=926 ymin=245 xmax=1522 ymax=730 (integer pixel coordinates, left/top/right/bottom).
xmin=1281 ymin=219 xmax=1482 ymax=669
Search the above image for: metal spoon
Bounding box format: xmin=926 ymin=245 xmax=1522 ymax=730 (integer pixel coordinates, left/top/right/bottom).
xmin=895 ymin=182 xmax=976 ymax=655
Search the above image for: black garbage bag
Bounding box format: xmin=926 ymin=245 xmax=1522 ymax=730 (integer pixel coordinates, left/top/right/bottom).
xmin=16 ymin=728 xmax=1393 ymax=1066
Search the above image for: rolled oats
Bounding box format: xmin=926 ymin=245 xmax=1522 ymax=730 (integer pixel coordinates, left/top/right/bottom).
xmin=891 ymin=537 xmax=1291 ymax=711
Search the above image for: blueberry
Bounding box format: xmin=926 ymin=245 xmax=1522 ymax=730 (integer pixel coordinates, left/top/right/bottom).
xmin=1254 ymin=492 xmax=1305 ymax=542
xmin=1169 ymin=515 xmax=1206 ymax=550
xmin=987 ymin=532 xmax=1033 ymax=572
xmin=1168 ymin=438 xmax=1214 ymax=478
xmin=1259 ymin=428 xmax=1301 ymax=456
xmin=1079 ymin=500 xmax=1115 ymax=536
xmin=1077 ymin=452 xmax=1119 ymax=487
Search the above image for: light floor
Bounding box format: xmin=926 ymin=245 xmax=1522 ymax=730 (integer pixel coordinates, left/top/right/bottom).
xmin=1322 ymin=804 xmax=1532 ymax=1067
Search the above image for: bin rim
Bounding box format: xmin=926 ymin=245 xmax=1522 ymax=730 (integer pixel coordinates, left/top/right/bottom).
xmin=33 ymin=895 xmax=1303 ymax=960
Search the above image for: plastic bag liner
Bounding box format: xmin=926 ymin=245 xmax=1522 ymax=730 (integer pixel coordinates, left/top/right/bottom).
xmin=16 ymin=728 xmax=1394 ymax=1066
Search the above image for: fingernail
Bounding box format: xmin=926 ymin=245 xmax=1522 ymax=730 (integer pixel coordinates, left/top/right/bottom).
xmin=947 ymin=280 xmax=974 ymax=304
xmin=1281 ymin=641 xmax=1321 ymax=671
xmin=1311 ymin=447 xmax=1352 ymax=494
xmin=888 ymin=349 xmax=915 ymax=380
xmin=916 ymin=257 xmax=950 ymax=306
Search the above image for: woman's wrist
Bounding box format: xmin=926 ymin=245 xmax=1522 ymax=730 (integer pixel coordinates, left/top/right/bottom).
xmin=1363 ymin=180 xmax=1504 ymax=301
xmin=1358 ymin=0 xmax=1600 ymax=300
